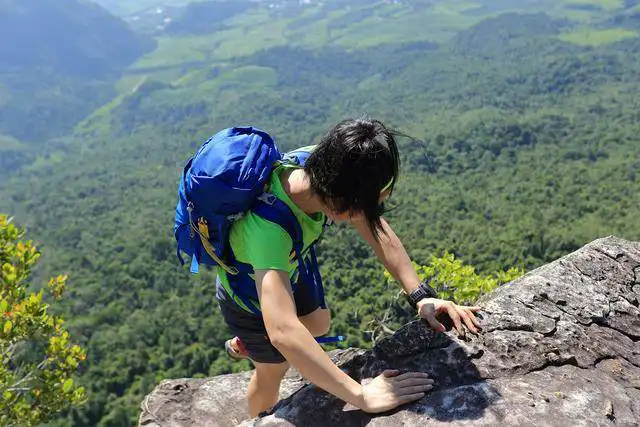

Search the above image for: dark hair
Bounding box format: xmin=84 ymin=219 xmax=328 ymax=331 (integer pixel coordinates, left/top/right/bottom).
xmin=304 ymin=117 xmax=401 ymax=240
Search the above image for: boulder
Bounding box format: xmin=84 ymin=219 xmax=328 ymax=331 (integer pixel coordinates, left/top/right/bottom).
xmin=139 ymin=236 xmax=640 ymax=426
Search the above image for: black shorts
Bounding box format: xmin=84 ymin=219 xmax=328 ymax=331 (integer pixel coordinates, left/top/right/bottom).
xmin=216 ymin=276 xmax=324 ymax=364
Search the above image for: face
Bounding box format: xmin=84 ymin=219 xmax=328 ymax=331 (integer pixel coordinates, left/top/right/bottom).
xmin=324 ymin=189 xmax=392 ymax=223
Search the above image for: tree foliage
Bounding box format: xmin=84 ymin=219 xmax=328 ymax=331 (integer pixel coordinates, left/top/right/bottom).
xmin=0 ymin=215 xmax=86 ymax=426
xmin=384 ymin=253 xmax=524 ymax=306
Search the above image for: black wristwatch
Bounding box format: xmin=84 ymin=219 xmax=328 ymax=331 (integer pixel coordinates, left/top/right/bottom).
xmin=406 ymin=278 xmax=438 ymax=308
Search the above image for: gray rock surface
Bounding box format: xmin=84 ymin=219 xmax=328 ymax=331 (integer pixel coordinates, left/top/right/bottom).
xmin=139 ymin=236 xmax=640 ymax=426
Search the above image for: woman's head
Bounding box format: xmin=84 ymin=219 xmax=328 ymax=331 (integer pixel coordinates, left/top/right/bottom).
xmin=304 ymin=117 xmax=401 ymax=239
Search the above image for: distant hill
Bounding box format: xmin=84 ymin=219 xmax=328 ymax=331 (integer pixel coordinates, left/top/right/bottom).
xmin=0 ymin=0 xmax=154 ymax=143
xmin=165 ymin=0 xmax=252 ymax=35
xmin=451 ymin=12 xmax=570 ymax=57
xmin=92 ymin=0 xmax=189 ymax=16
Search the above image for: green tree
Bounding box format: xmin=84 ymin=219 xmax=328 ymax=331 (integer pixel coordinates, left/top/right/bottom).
xmin=370 ymin=252 xmax=525 ymax=343
xmin=416 ymin=251 xmax=524 ymax=305
xmin=0 ymin=214 xmax=86 ymax=426
xmin=385 ymin=252 xmax=524 ymax=306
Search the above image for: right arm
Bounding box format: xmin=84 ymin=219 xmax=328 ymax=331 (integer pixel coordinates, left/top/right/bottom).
xmin=255 ymin=269 xmax=434 ymax=413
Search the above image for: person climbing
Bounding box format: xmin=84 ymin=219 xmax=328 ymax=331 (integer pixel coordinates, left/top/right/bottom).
xmin=175 ymin=117 xmax=482 ymax=418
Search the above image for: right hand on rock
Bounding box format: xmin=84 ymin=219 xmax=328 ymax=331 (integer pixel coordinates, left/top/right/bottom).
xmin=360 ymin=369 xmax=434 ymax=413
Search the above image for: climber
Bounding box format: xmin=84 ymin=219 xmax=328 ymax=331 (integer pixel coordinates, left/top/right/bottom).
xmin=215 ymin=117 xmax=482 ymax=417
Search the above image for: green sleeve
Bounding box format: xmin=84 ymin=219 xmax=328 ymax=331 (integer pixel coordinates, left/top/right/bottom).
xmin=231 ymin=211 xmax=293 ymax=272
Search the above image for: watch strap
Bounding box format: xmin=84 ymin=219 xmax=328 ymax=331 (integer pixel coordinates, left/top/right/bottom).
xmin=407 ymin=278 xmax=438 ymax=307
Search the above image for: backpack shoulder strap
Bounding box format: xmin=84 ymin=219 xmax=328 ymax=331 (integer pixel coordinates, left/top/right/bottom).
xmin=250 ymin=194 xmax=320 ymax=295
xmin=281 ymin=145 xmax=317 ymax=167
xmin=251 ymin=194 xmax=304 ymax=253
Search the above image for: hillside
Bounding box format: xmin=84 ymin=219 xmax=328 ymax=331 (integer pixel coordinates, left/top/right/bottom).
xmin=1 ymin=1 xmax=640 ymax=426
xmin=0 ymin=0 xmax=154 ymax=173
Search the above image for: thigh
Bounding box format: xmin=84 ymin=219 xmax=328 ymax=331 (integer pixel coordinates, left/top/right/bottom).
xmin=298 ymin=307 xmax=331 ymax=337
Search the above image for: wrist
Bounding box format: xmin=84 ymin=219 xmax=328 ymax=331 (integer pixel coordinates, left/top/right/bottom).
xmin=348 ymin=383 xmax=366 ymax=410
xmin=405 ymin=278 xmax=438 ymax=308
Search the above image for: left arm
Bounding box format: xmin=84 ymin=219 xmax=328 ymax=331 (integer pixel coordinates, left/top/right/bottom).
xmin=352 ymin=217 xmax=482 ymax=335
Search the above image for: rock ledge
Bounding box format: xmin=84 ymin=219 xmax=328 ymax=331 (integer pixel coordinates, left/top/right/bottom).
xmin=139 ymin=236 xmax=640 ymax=426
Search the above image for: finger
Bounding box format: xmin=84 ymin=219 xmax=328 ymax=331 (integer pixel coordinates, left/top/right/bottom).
xmin=447 ymin=306 xmax=464 ymax=335
xmin=458 ymin=309 xmax=478 ymax=334
xmin=462 ymin=308 xmax=483 ymax=331
xmin=393 ymin=372 xmax=431 ymax=382
xmin=396 ymin=377 xmax=435 ymax=387
xmin=454 ymin=307 xmax=477 ymax=333
xmin=467 ymin=311 xmax=483 ymax=329
xmin=382 ymin=369 xmax=400 ymax=378
xmin=397 ymin=384 xmax=434 ymax=395
xmin=395 ymin=392 xmax=426 ymax=406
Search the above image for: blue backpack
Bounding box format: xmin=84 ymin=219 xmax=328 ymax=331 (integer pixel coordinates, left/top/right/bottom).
xmin=174 ymin=127 xmax=331 ymax=319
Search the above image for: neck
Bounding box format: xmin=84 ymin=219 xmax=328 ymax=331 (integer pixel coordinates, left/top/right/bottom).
xmin=282 ymin=169 xmax=325 ymax=216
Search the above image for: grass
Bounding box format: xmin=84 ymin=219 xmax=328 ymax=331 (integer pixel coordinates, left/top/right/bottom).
xmin=223 ymin=8 xmax=273 ymax=27
xmin=96 ymin=0 xmax=189 ymax=16
xmin=220 ymin=66 xmax=277 ymax=86
xmin=287 ymin=9 xmax=347 ymax=47
xmin=172 ymin=69 xmax=208 ymax=87
xmin=0 ymin=133 xmax=23 ymax=150
xmin=115 ymin=75 xmax=148 ymax=94
xmin=133 ymin=10 xmax=290 ymax=69
xmin=459 ymin=0 xmax=624 ymax=23
xmin=333 ymin=8 xmax=479 ymax=47
xmin=550 ymin=0 xmax=625 ymax=22
xmin=286 ymin=2 xmax=482 ymax=48
xmin=130 ymin=0 xmax=634 ymax=72
xmin=213 ymin=21 xmax=289 ymax=59
xmin=132 ymin=35 xmax=218 ymax=69
xmin=564 ymin=0 xmax=624 ymax=11
xmin=189 ymin=66 xmax=277 ymax=97
xmin=553 ymin=8 xmax=601 ymax=22
xmin=433 ymin=2 xmax=484 ymax=14
xmin=74 ymin=94 xmax=124 ymax=136
xmin=558 ymin=27 xmax=638 ymax=45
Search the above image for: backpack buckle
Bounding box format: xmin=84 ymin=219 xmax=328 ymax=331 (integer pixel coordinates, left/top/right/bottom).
xmin=257 ymin=192 xmax=277 ymax=206
xmin=227 ymin=212 xmax=245 ymax=221
xmin=187 ymin=202 xmax=195 ymax=238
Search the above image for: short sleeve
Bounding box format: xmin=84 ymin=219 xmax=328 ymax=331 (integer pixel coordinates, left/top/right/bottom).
xmin=231 ymin=211 xmax=293 ymax=272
